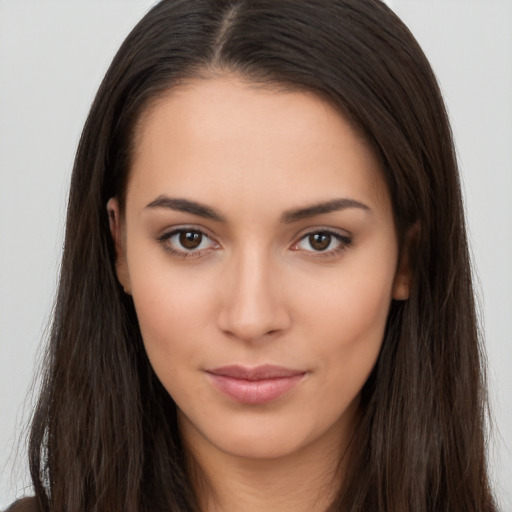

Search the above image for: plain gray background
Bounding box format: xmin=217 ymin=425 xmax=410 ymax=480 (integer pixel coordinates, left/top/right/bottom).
xmin=1 ymin=0 xmax=511 ymax=509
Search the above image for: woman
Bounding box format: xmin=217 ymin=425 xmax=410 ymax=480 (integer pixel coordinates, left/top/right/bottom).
xmin=8 ymin=0 xmax=497 ymax=510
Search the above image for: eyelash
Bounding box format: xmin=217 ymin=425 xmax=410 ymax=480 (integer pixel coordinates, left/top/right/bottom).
xmin=157 ymin=228 xmax=219 ymax=258
xmin=157 ymin=228 xmax=352 ymax=259
xmin=291 ymin=230 xmax=352 ymax=257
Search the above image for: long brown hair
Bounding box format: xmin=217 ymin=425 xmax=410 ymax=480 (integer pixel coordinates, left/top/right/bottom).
xmin=28 ymin=1 xmax=496 ymax=510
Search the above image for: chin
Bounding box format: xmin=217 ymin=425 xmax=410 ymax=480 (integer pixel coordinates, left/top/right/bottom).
xmin=179 ymin=405 xmax=350 ymax=464
xmin=213 ymin=431 xmax=311 ymax=461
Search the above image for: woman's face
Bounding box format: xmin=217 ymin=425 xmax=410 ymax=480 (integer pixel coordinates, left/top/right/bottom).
xmin=110 ymin=76 xmax=410 ymax=462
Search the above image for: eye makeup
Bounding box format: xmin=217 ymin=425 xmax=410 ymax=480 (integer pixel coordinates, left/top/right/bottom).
xmin=156 ymin=225 xmax=352 ymax=260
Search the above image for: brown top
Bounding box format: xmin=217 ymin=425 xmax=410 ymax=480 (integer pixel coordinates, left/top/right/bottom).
xmin=5 ymin=497 xmax=41 ymax=512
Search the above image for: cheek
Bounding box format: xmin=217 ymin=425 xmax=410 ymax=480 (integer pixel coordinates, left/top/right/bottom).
xmin=294 ymin=254 xmax=396 ymax=390
xmin=306 ymin=283 xmax=390 ymax=365
xmin=129 ymin=263 xmax=218 ymax=380
xmin=297 ymin=249 xmax=395 ymax=341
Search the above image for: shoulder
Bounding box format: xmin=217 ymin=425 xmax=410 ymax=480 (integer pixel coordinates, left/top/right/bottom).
xmin=4 ymin=497 xmax=41 ymax=512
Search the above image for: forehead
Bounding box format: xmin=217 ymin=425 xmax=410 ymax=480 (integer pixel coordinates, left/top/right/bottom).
xmin=127 ymin=75 xmax=391 ymax=217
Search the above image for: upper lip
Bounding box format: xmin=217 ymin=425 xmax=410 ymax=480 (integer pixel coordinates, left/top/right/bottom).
xmin=207 ymin=365 xmax=306 ymax=381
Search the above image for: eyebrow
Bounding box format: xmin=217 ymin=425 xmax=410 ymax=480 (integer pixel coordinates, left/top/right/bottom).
xmin=145 ymin=196 xmax=226 ymax=222
xmin=281 ymin=198 xmax=371 ymax=223
xmin=144 ymin=195 xmax=370 ymax=223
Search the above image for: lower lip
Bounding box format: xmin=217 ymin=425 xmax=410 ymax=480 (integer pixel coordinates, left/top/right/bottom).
xmin=207 ymin=373 xmax=305 ymax=405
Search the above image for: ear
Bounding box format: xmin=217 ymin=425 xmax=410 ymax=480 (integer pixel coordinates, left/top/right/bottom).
xmin=392 ymin=222 xmax=420 ymax=301
xmin=107 ymin=197 xmax=131 ymax=295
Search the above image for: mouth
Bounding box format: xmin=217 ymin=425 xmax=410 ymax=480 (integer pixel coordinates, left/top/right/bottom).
xmin=205 ymin=365 xmax=307 ymax=405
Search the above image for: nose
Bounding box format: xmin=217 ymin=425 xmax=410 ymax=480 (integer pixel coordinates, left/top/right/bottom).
xmin=216 ymin=247 xmax=291 ymax=343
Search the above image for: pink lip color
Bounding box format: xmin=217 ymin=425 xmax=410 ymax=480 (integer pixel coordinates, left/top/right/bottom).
xmin=206 ymin=365 xmax=306 ymax=405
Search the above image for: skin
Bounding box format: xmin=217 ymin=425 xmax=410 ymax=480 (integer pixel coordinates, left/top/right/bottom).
xmin=109 ymin=75 xmax=411 ymax=512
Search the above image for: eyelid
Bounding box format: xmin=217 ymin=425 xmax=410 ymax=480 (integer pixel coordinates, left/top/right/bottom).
xmin=157 ymin=225 xmax=220 ymax=257
xmin=290 ymin=227 xmax=352 ymax=256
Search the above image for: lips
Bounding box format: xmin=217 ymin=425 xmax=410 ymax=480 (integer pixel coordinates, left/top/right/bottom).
xmin=206 ymin=365 xmax=306 ymax=404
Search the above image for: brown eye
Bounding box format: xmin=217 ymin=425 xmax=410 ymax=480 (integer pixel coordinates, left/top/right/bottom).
xmin=179 ymin=230 xmax=202 ymax=249
xmin=292 ymin=230 xmax=351 ymax=256
xmin=159 ymin=228 xmax=218 ymax=257
xmin=308 ymin=232 xmax=332 ymax=251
